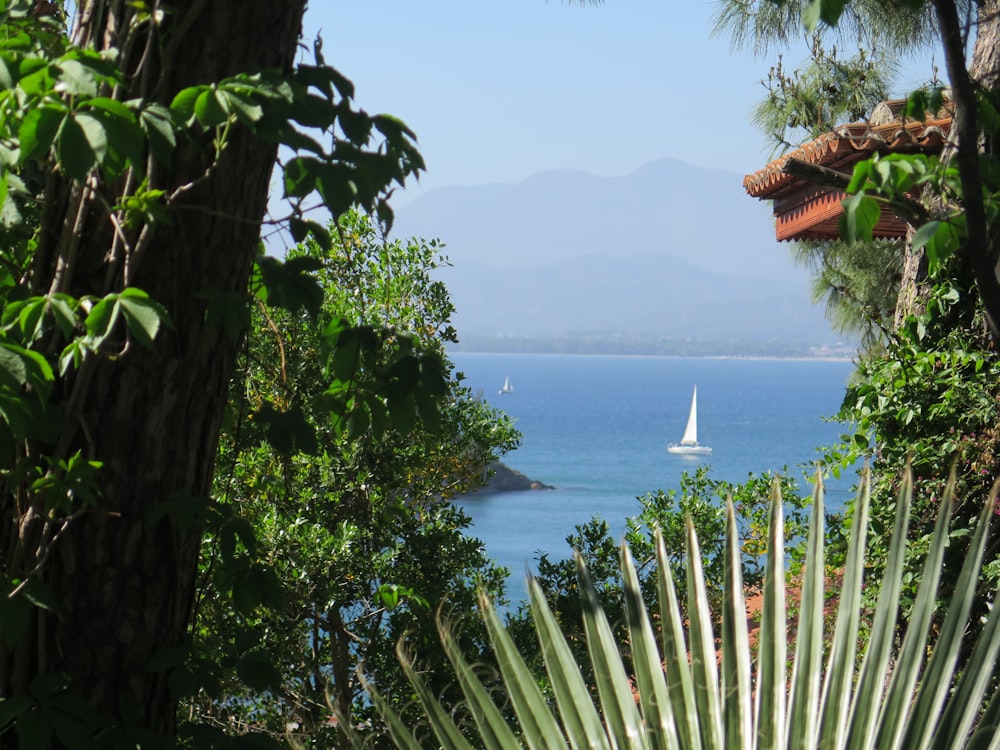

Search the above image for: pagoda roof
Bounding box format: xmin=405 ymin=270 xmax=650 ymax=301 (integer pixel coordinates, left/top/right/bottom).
xmin=743 ymin=100 xmax=952 ymax=241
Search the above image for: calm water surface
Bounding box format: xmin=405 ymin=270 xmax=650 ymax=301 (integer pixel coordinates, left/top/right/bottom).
xmin=450 ymin=353 xmax=858 ymax=604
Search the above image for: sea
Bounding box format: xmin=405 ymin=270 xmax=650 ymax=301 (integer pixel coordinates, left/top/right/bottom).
xmin=449 ymin=352 xmax=860 ymax=605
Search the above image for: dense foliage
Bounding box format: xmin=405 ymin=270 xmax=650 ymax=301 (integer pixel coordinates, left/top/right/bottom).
xmin=184 ymin=212 xmax=519 ymax=746
xmin=836 ymin=279 xmax=1000 ymax=633
xmin=0 ymin=0 xmax=473 ymax=745
xmin=712 ymin=0 xmax=1000 ymax=675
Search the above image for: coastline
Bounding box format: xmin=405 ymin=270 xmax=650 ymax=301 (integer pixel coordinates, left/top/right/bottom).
xmin=446 ymin=334 xmax=855 ymax=362
xmin=449 ymin=348 xmax=856 ymax=363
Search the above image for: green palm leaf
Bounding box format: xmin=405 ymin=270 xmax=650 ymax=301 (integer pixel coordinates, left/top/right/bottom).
xmin=360 ymin=469 xmax=1000 ymax=750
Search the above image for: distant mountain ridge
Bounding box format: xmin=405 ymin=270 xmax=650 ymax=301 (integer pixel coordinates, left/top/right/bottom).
xmin=390 ymin=157 xmax=846 ymax=352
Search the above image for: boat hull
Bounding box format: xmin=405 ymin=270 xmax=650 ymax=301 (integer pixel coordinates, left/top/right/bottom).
xmin=667 ymin=443 xmax=712 ymax=455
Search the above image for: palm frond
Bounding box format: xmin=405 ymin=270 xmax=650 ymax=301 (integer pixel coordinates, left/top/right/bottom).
xmin=360 ymin=469 xmax=1000 ymax=750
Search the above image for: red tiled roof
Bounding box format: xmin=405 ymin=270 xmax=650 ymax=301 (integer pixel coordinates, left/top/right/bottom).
xmin=744 ymin=116 xmax=951 ymax=200
xmin=743 ymin=102 xmax=951 ymax=242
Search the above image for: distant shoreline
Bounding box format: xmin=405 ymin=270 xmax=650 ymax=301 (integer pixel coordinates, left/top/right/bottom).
xmin=447 ymin=338 xmax=856 ymax=362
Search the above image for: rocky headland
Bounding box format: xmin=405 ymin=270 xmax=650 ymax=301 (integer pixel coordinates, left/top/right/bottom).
xmin=467 ymin=462 xmax=553 ymax=496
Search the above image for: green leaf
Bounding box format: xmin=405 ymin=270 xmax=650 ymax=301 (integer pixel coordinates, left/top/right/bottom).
xmin=686 ymin=514 xmax=725 ymax=748
xmin=169 ymin=85 xmax=203 ymax=125
xmin=0 ymin=342 xmax=53 ymax=399
xmin=288 ymin=217 xmax=332 ymax=251
xmin=315 ymin=162 xmax=359 ymax=217
xmin=357 ymin=672 xmax=425 ymax=750
xmin=231 ymin=569 xmax=260 ymax=616
xmin=839 ymin=192 xmax=880 ymax=243
xmin=386 ymin=393 xmax=415 ymax=435
xmin=253 ymin=402 xmax=319 ymax=456
xmin=654 ymin=533 xmax=701 ymax=749
xmin=56 ymin=113 xmax=97 ymax=181
xmin=85 ymin=98 xmax=143 ymax=174
xmin=0 ymin=343 xmax=29 ymax=387
xmin=527 ymin=577 xmax=607 ymax=750
xmin=575 ymin=553 xmax=646 ymax=749
xmin=802 ymin=0 xmax=822 ymax=32
xmin=343 ymin=399 xmax=368 ymax=438
xmin=17 ymin=60 xmax=53 ymax=97
xmin=721 ymin=501 xmax=753 ymax=749
xmin=117 ymin=288 xmax=170 ymax=348
xmin=283 ymin=156 xmax=319 ymax=198
xmin=14 ymin=296 xmax=46 ymax=343
xmin=55 ymin=58 xmax=98 ymax=97
xmin=372 ymin=114 xmax=417 ymax=144
xmin=139 ymin=103 xmax=177 ymax=165
xmin=253 ymin=254 xmax=323 ymax=317
xmin=845 ymin=159 xmax=874 ymax=193
xmin=73 ymin=112 xmax=108 ymax=165
xmin=803 ymin=0 xmax=845 ymax=31
xmin=476 ymin=594 xmax=568 ymax=750
xmin=219 ymin=88 xmax=262 ymax=124
xmin=846 ymin=473 xmax=912 ymax=747
xmin=339 ymin=107 xmax=373 ymax=144
xmin=0 ymin=53 xmax=16 ymax=89
xmin=0 ymin=173 xmax=18 ymax=228
xmin=18 ymin=105 xmax=63 ymax=163
xmin=395 ymin=642 xmax=476 ymax=750
xmin=911 ymin=219 xmax=963 ymax=276
xmin=817 ymin=471 xmax=870 ymax=748
xmin=786 ymin=481 xmax=826 ymax=749
xmin=279 ymin=128 xmax=327 ymax=157
xmin=435 ymin=611 xmax=523 ymax=750
xmin=83 ymin=295 xmax=118 ymax=347
xmin=194 ymin=87 xmax=229 ymax=128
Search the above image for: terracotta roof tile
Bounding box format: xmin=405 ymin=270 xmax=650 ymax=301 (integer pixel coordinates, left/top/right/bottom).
xmin=744 ymin=115 xmax=952 ymax=200
xmin=743 ymin=99 xmax=952 ymax=242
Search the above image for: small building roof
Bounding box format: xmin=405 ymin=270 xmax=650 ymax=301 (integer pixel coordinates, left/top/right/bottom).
xmin=743 ymin=100 xmax=952 ymax=241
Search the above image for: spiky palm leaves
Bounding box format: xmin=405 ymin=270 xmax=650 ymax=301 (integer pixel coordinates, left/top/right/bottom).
xmin=353 ymin=470 xmax=1000 ymax=750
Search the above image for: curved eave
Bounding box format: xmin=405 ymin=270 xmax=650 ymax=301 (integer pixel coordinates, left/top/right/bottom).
xmin=743 ymin=117 xmax=952 ymax=201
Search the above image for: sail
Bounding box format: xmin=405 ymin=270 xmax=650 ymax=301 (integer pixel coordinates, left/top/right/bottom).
xmin=668 ymin=385 xmax=711 ymax=455
xmin=679 ymin=386 xmax=699 ymax=445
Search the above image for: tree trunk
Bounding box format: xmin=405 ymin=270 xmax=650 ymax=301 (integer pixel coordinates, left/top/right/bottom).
xmin=0 ymin=1 xmax=306 ymax=743
xmin=893 ymin=0 xmax=1000 ymax=335
xmin=971 ymin=1 xmax=1000 ymax=299
xmin=893 ymin=226 xmax=929 ymax=327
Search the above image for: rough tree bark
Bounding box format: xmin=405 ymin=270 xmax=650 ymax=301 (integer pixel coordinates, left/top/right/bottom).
xmin=885 ymin=1 xmax=1000 ymax=336
xmin=933 ymin=0 xmax=1000 ymax=336
xmin=0 ymin=0 xmax=307 ymax=743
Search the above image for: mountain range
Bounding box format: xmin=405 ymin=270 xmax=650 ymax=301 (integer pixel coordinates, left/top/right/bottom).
xmin=390 ymin=157 xmax=849 ymax=355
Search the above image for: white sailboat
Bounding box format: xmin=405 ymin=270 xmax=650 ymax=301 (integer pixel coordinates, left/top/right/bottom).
xmin=667 ymin=386 xmax=712 ymax=455
xmin=498 ymin=376 xmax=514 ymax=395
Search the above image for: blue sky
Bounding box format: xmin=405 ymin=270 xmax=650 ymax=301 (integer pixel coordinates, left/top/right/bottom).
xmin=303 ymin=1 xmax=936 ymax=202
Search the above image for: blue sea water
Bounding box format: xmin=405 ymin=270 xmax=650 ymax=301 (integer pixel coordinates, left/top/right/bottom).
xmin=450 ymin=353 xmax=859 ymax=604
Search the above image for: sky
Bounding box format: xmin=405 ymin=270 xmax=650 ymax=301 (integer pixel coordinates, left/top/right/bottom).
xmin=302 ymin=1 xmax=938 ymax=204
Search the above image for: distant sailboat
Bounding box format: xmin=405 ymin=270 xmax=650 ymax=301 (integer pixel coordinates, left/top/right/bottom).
xmin=498 ymin=376 xmax=514 ymax=395
xmin=667 ymin=386 xmax=712 ymax=455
